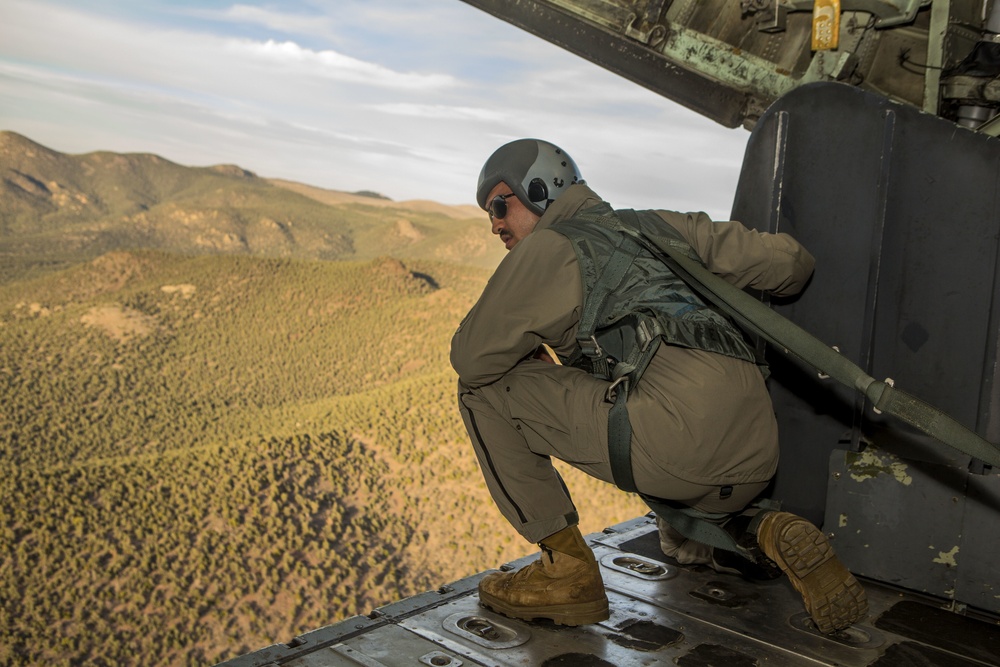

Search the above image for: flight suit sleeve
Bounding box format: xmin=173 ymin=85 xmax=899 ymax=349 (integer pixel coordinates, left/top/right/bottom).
xmin=655 ymin=210 xmax=815 ymax=297
xmin=451 ymin=230 xmax=582 ymax=388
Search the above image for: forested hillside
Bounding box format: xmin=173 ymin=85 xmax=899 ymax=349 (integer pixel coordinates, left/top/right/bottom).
xmin=0 ymin=250 xmax=648 ymax=666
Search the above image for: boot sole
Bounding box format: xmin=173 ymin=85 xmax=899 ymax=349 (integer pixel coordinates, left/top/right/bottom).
xmin=757 ymin=512 xmax=868 ymax=634
xmin=479 ymin=589 xmax=610 ymax=626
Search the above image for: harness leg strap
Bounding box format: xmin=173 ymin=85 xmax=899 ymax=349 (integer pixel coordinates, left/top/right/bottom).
xmin=606 ymin=378 xmax=748 ymax=560
xmin=642 ymin=497 xmax=754 ymax=560
xmin=607 ymin=383 xmax=637 ymax=494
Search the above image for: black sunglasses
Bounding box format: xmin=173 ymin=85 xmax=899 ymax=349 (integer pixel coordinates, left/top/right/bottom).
xmin=488 ymin=193 xmax=517 ymax=221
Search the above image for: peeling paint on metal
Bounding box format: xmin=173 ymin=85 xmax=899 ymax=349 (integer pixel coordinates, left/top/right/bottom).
xmin=846 ymin=449 xmax=913 ymax=485
xmin=932 ymin=545 xmax=960 ymax=567
xmin=839 ymin=514 xmax=848 ymax=528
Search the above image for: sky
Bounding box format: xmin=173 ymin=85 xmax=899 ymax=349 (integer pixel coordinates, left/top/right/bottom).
xmin=0 ymin=0 xmax=750 ymax=219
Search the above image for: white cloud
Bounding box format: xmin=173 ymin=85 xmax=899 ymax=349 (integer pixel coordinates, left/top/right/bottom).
xmin=369 ymin=103 xmax=504 ymax=122
xmin=218 ymin=4 xmax=331 ymax=36
xmin=225 ymin=38 xmax=456 ymax=90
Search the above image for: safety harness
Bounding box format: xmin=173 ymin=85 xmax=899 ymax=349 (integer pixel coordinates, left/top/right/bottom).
xmin=556 ymin=206 xmax=1000 ymax=558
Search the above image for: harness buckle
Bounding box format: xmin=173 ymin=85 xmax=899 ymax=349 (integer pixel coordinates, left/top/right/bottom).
xmin=581 ymin=335 xmax=604 ymax=359
xmin=605 ymin=376 xmax=629 ymax=403
xmin=637 ymin=319 xmax=655 ymax=351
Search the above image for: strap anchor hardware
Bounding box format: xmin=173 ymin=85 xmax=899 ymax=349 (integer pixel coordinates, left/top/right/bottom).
xmin=581 ymin=335 xmax=604 ymax=359
xmin=605 ymin=376 xmax=629 ymax=403
xmin=872 ymin=378 xmax=894 ymax=414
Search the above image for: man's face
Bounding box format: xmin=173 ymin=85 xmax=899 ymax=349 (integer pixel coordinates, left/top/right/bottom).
xmin=485 ymin=182 xmax=541 ymax=251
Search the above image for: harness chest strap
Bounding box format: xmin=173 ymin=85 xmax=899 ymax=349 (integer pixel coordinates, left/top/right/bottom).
xmin=574 ymin=218 xmax=643 ymax=365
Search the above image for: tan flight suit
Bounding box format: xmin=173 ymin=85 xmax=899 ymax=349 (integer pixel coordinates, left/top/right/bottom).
xmin=451 ymin=185 xmax=815 ymax=560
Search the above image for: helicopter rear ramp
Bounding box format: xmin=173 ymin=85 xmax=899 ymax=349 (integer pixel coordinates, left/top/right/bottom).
xmin=217 ymin=516 xmax=1000 ymax=666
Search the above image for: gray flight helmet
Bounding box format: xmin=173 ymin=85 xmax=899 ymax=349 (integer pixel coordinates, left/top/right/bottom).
xmin=476 ymin=139 xmax=584 ymax=216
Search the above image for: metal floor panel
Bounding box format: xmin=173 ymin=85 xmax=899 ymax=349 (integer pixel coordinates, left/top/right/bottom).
xmin=219 ymin=516 xmax=1000 ymax=666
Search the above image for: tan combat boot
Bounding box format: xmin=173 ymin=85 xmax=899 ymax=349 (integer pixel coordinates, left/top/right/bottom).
xmin=756 ymin=511 xmax=869 ymax=634
xmin=478 ymin=525 xmax=610 ymax=626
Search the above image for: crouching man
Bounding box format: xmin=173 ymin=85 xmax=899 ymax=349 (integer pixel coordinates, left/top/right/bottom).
xmin=450 ymin=138 xmax=867 ymax=633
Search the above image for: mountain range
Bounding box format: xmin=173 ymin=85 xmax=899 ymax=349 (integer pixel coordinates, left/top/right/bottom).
xmin=0 ymin=130 xmax=504 ymax=283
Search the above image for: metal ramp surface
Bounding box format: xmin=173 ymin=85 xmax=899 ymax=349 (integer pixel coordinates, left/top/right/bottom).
xmin=216 ymin=515 xmax=1000 ymax=667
